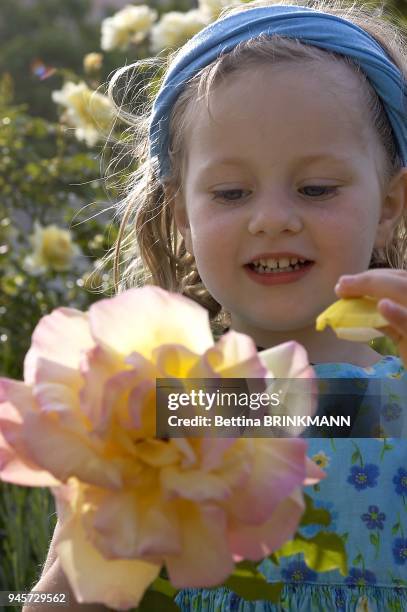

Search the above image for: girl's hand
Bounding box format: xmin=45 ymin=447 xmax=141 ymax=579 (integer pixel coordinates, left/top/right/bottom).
xmin=335 ymin=269 xmax=407 ymax=368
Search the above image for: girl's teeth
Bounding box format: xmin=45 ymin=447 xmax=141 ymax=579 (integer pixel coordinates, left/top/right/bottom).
xmin=251 ymin=259 xmax=309 ymax=273
xmin=278 ymin=257 xmax=290 ymax=268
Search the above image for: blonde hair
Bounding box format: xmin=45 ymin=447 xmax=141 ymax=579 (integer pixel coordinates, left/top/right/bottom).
xmin=105 ymin=0 xmax=407 ymax=333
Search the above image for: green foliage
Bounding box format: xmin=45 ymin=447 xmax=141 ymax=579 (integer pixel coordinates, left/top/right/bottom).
xmin=275 ymin=531 xmax=348 ymax=576
xmin=0 ymin=484 xmax=56 ymax=593
xmin=370 ymin=335 xmax=399 ymax=356
xmin=0 ymin=72 xmax=118 ymax=380
xmin=300 ymin=493 xmax=331 ymax=527
xmin=224 ymin=561 xmax=283 ymax=602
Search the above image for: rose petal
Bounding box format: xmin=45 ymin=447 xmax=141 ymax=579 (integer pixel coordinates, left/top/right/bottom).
xmin=33 ymin=380 xmax=86 ymax=433
xmin=84 ymin=488 xmax=181 ymax=559
xmin=24 ymin=308 xmax=94 ymax=386
xmin=198 ymin=331 xmax=268 ymax=379
xmin=89 ymin=287 xmax=214 ymax=359
xmin=229 ymin=488 xmax=305 ymax=560
xmin=260 ymin=342 xmax=317 ymax=435
xmin=56 ymin=508 xmax=160 ymax=610
xmin=161 ymin=466 xmax=231 ymax=502
xmin=171 ymin=438 xmax=197 ymax=468
xmin=335 ymin=327 xmax=384 ymax=342
xmin=0 ymin=427 xmax=59 ymax=486
xmin=153 ymin=344 xmax=201 ymax=378
xmin=135 ymin=440 xmax=180 ymax=467
xmin=23 ymin=412 xmax=121 ymax=488
xmin=0 ymin=378 xmax=37 ymax=419
xmin=226 ymin=438 xmax=307 ymax=524
xmin=259 ymin=341 xmax=313 ymax=379
xmin=199 ymin=438 xmax=237 ymax=471
xmin=79 ymin=344 xmax=123 ymax=427
xmin=166 ymin=501 xmax=234 ymax=588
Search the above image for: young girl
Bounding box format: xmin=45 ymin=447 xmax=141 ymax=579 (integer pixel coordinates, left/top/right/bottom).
xmin=26 ymin=0 xmax=407 ymax=610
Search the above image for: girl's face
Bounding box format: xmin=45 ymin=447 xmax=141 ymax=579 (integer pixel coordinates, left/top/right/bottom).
xmin=172 ymin=61 xmax=390 ymax=334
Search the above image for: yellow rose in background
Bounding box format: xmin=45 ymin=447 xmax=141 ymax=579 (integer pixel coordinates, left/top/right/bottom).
xmin=198 ymin=0 xmax=246 ymax=21
xmin=23 ymin=221 xmax=81 ymax=274
xmin=150 ymin=10 xmax=211 ymax=53
xmin=52 ymin=81 xmax=116 ymax=146
xmin=101 ymin=5 xmax=158 ymax=51
xmin=83 ymin=52 xmax=103 ymax=74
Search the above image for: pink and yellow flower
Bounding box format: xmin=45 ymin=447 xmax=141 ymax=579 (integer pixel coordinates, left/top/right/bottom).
xmin=0 ymin=287 xmax=323 ymax=610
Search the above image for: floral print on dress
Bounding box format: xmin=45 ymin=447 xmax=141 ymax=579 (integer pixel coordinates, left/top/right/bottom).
xmin=392 ymin=538 xmax=407 ymax=565
xmin=281 ymin=560 xmax=318 ymax=583
xmin=347 ymin=464 xmax=380 ymax=490
xmin=344 ymin=568 xmax=377 ymax=586
xmin=393 ymin=468 xmax=407 ymax=496
xmin=361 ymin=505 xmax=386 ymax=530
xmin=311 ymin=450 xmax=330 ymax=468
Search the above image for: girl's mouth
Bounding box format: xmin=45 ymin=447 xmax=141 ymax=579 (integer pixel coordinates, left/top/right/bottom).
xmin=244 ymin=259 xmax=314 ymax=285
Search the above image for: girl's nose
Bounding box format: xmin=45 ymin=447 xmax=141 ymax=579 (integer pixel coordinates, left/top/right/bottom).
xmin=247 ymin=193 xmax=303 ymax=236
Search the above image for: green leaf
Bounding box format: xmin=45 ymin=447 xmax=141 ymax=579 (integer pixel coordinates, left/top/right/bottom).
xmin=234 ymin=560 xmax=260 ymax=572
xmin=351 ymin=450 xmax=360 ymax=464
xmin=300 ymin=494 xmax=331 ymax=527
xmin=224 ymin=571 xmax=283 ymax=603
xmin=369 ymin=533 xmax=379 ymax=546
xmin=268 ymin=553 xmax=280 ymax=566
xmin=392 ymin=522 xmax=401 ymax=535
xmin=135 ymin=590 xmax=180 ymax=611
xmin=275 ymin=532 xmax=347 ymax=576
xmin=352 ymin=553 xmax=363 ymax=566
xmin=150 ymin=577 xmax=178 ymax=598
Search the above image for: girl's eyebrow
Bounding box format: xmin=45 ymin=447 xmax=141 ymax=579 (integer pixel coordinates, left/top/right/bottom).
xmin=198 ymin=153 xmax=353 ymax=174
xmin=198 ymin=157 xmax=246 ymax=172
xmin=296 ymin=153 xmax=353 ymax=164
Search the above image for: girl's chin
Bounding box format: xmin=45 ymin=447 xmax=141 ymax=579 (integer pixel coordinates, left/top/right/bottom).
xmin=229 ymin=312 xmax=319 ymax=335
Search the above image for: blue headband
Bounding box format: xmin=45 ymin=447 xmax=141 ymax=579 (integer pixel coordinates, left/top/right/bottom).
xmin=149 ymin=4 xmax=407 ymax=181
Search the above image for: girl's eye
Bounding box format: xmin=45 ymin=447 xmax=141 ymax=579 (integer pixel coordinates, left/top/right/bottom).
xmin=300 ymin=185 xmax=338 ymax=198
xmin=211 ymin=189 xmax=249 ymax=202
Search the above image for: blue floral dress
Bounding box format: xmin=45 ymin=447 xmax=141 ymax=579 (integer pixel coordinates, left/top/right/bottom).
xmin=176 ymin=356 xmax=407 ymax=611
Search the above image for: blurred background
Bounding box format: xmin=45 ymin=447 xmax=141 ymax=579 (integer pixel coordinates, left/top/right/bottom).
xmin=0 ymin=0 xmax=405 ymax=604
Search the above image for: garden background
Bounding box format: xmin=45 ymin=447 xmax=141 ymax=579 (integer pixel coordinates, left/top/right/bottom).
xmin=0 ymin=0 xmax=406 ymax=608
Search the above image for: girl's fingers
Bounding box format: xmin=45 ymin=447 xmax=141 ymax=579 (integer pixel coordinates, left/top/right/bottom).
xmin=335 ymin=269 xmax=407 ymax=304
xmin=378 ymin=299 xmax=407 ymax=338
xmin=377 ymin=301 xmax=407 ymax=368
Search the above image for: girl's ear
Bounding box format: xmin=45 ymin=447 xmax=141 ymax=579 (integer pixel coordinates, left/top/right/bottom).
xmin=375 ymin=168 xmax=407 ymax=248
xmin=163 ymin=184 xmax=193 ymax=255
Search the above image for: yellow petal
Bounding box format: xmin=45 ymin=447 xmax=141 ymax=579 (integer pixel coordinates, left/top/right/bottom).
xmin=166 ymin=500 xmax=234 ymax=588
xmin=334 ymin=327 xmax=385 ymax=342
xmin=56 ymin=509 xmax=160 ymax=610
xmin=161 ymin=465 xmax=231 ymax=502
xmin=135 ymin=439 xmax=180 ymax=467
xmin=316 ymin=297 xmax=387 ymax=341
